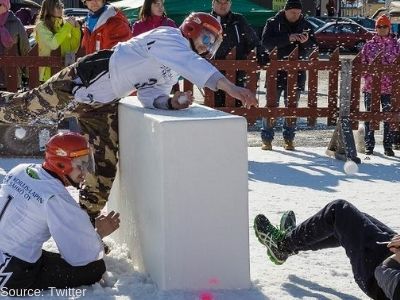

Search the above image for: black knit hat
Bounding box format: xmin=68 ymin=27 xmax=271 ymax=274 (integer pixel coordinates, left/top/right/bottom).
xmin=284 ymin=0 xmax=302 ymax=10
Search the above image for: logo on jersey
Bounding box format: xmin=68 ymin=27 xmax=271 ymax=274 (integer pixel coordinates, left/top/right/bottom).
xmin=56 ymin=148 xmax=68 ymax=157
xmin=192 ymin=16 xmax=201 ymax=24
xmin=160 ymin=65 xmax=173 ymax=80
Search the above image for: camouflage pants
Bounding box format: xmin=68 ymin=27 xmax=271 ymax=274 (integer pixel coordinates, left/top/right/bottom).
xmin=0 ymin=64 xmax=119 ymax=216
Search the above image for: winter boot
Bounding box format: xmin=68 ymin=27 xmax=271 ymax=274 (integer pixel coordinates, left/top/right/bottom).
xmin=261 ymin=140 xmax=272 ymax=151
xmin=284 ymin=140 xmax=295 ymax=151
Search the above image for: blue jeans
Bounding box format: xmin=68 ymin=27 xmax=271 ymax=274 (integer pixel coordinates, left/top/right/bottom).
xmin=261 ymin=87 xmax=299 ymax=142
xmin=364 ymin=93 xmax=393 ymax=150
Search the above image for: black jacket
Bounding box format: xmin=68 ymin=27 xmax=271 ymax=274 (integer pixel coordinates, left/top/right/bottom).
xmin=261 ymin=10 xmax=317 ymax=90
xmin=211 ymin=11 xmax=259 ymax=60
xmin=261 ymin=10 xmax=317 ymax=60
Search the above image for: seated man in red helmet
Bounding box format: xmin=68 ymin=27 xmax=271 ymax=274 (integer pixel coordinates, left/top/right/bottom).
xmin=0 ymin=132 xmax=120 ymax=292
xmin=0 ymin=12 xmax=258 ymax=223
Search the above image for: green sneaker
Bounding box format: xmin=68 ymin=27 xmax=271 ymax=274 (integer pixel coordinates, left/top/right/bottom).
xmin=279 ymin=210 xmax=296 ymax=233
xmin=254 ymin=214 xmax=289 ymax=265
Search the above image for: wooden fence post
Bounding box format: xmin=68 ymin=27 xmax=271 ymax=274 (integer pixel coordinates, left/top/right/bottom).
xmin=327 ymin=59 xmax=360 ymax=163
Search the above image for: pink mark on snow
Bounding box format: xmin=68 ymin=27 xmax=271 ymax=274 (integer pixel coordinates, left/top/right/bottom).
xmin=208 ymin=278 xmax=219 ymax=285
xmin=199 ymin=292 xmax=214 ymax=300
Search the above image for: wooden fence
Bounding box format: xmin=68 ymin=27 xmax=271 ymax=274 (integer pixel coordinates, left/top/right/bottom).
xmin=183 ymin=47 xmax=340 ymax=126
xmin=1 ymin=44 xmax=64 ymax=92
xmin=0 ymin=45 xmax=399 ymax=132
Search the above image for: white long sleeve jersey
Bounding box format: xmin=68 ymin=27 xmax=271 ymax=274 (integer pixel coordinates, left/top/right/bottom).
xmin=109 ymin=27 xmax=221 ymax=108
xmin=0 ymin=164 xmax=103 ymax=266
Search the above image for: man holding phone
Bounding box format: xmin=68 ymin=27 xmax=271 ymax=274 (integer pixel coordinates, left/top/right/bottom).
xmin=259 ymin=0 xmax=316 ymax=151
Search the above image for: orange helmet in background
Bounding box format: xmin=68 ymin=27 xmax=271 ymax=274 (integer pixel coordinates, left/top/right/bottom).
xmin=180 ymin=12 xmax=223 ymax=58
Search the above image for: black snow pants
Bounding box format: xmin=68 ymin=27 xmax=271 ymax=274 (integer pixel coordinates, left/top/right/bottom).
xmin=285 ymin=199 xmax=396 ymax=300
xmin=0 ymin=250 xmax=105 ymax=291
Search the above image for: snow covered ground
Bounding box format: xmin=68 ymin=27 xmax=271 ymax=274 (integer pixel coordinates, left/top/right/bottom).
xmin=1 ymin=145 xmax=399 ymax=299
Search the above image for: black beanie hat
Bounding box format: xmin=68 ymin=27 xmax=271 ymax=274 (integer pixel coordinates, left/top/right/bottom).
xmin=284 ymin=0 xmax=302 ymax=10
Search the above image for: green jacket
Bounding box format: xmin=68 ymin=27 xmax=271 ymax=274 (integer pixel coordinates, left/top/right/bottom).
xmin=35 ymin=19 xmax=81 ymax=81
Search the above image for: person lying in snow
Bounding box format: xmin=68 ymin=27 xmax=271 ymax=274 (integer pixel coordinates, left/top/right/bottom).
xmin=254 ymin=199 xmax=400 ymax=300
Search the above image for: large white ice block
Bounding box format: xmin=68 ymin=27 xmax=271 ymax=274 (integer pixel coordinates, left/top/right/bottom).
xmin=109 ymin=97 xmax=250 ymax=291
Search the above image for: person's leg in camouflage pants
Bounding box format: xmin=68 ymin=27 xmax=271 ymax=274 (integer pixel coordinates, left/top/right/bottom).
xmin=0 ymin=64 xmax=120 ymax=218
xmin=0 ymin=65 xmax=76 ymax=123
xmin=72 ymin=102 xmax=119 ymax=218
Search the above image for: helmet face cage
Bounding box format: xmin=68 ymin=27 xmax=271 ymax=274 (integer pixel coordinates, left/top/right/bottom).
xmin=70 ymin=147 xmax=95 ymax=174
xmin=199 ymin=28 xmax=223 ymax=59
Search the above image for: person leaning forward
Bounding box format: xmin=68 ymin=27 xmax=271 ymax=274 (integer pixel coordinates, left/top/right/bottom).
xmin=0 ymin=12 xmax=258 ymax=222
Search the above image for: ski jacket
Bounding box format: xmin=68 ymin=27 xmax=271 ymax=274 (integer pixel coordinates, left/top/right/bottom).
xmin=261 ymin=10 xmax=317 ymax=90
xmin=109 ymin=27 xmax=223 ymax=107
xmin=0 ymin=164 xmax=104 ymax=266
xmin=361 ymin=34 xmax=400 ymax=95
xmin=131 ymin=15 xmax=176 ymax=37
xmin=35 ymin=19 xmax=81 ymax=81
xmin=81 ymin=5 xmax=132 ymax=55
xmin=211 ymin=11 xmax=259 ymax=60
xmin=261 ymin=10 xmax=316 ymax=60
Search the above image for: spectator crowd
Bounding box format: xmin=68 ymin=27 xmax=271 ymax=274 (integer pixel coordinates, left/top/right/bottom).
xmin=3 ymin=0 xmax=398 ymax=154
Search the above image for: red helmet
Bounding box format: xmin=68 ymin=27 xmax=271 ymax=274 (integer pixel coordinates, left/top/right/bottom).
xmin=180 ymin=12 xmax=223 ymax=57
xmin=43 ymin=132 xmax=91 ymax=183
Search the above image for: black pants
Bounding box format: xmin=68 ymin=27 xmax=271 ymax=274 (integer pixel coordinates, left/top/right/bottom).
xmin=1 ymin=250 xmax=105 ymax=290
xmin=285 ymin=199 xmax=395 ymax=300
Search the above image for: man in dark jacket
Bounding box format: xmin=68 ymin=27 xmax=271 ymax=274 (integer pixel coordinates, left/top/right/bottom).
xmin=260 ymin=0 xmax=316 ymax=151
xmin=211 ymin=0 xmax=260 ymax=107
xmin=254 ymin=199 xmax=400 ymax=300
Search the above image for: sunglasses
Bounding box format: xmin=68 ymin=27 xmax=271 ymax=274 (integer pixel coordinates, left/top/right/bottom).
xmin=376 ymin=25 xmax=389 ymax=29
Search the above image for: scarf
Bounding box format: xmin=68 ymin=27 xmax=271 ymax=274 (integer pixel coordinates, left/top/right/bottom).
xmin=87 ymin=4 xmax=107 ymax=33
